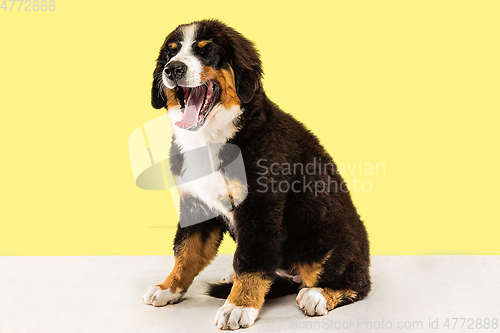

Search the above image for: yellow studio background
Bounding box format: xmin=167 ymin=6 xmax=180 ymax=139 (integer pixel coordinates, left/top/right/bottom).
xmin=0 ymin=1 xmax=498 ymax=256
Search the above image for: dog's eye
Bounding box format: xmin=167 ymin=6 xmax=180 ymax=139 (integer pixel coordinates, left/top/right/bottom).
xmin=164 ymin=49 xmax=178 ymax=61
xmin=163 ymin=43 xmax=180 ymax=60
xmin=196 ymin=47 xmax=207 ymax=56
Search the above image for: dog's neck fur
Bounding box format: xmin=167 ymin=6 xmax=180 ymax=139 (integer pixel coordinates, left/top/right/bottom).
xmin=168 ymin=87 xmax=272 ymax=154
xmin=168 ymin=104 xmax=243 ymax=153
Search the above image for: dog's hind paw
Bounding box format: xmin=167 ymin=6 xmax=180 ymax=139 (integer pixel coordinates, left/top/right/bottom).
xmin=221 ymin=270 xmax=234 ymax=283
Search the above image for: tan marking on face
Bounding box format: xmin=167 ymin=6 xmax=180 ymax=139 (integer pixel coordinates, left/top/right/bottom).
xmin=296 ymin=250 xmax=333 ymax=287
xmin=168 ymin=42 xmax=178 ymax=49
xmin=165 ymin=87 xmax=179 ymax=109
xmin=198 ymin=40 xmax=212 ymax=48
xmin=201 ymin=66 xmax=241 ymax=109
xmin=321 ymin=288 xmax=358 ymax=310
xmin=227 ymin=272 xmax=272 ymax=309
xmin=157 ymin=229 xmax=222 ymax=293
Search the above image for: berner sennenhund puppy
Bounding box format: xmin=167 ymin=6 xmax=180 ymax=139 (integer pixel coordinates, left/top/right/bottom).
xmin=143 ymin=19 xmax=371 ymax=330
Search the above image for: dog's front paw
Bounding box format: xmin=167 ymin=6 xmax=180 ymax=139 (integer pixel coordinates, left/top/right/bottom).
xmin=215 ymin=300 xmax=259 ymax=330
xmin=296 ymin=287 xmax=328 ymax=316
xmin=143 ymin=285 xmax=182 ymax=307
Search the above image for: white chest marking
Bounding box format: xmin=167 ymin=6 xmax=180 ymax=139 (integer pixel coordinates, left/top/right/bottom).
xmin=176 ymin=147 xmax=235 ymax=224
xmin=167 ymin=104 xmax=242 ymax=229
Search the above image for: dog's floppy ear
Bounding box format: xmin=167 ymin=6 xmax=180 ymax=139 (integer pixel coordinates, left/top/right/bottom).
xmin=151 ymin=59 xmax=166 ymax=109
xmin=227 ymin=31 xmax=263 ymax=104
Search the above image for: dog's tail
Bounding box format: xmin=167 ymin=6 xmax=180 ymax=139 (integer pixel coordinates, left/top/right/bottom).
xmin=206 ymin=276 xmax=301 ymax=299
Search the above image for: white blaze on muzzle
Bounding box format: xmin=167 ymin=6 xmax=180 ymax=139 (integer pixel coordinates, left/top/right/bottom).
xmin=163 ymin=24 xmax=203 ymax=89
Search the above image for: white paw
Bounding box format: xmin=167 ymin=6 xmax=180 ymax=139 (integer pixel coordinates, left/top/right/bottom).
xmin=222 ymin=270 xmax=234 ymax=283
xmin=296 ymin=287 xmax=328 ymax=316
xmin=215 ymin=300 xmax=259 ymax=330
xmin=143 ymin=285 xmax=182 ymax=307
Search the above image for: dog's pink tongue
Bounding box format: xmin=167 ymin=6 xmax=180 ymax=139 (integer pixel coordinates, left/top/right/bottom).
xmin=175 ymin=105 xmax=198 ymax=129
xmin=175 ymin=88 xmax=204 ymax=129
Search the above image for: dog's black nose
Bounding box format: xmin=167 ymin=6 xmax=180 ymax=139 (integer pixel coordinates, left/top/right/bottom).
xmin=164 ymin=61 xmax=187 ymax=80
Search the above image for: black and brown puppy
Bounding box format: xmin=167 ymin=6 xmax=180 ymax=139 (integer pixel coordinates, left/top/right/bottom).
xmin=143 ymin=19 xmax=371 ymax=330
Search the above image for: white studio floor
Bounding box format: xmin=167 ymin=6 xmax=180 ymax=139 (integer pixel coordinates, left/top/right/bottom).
xmin=0 ymin=255 xmax=498 ymax=333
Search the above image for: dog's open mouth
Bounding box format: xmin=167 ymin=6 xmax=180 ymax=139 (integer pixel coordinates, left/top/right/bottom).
xmin=174 ymin=81 xmax=219 ymax=131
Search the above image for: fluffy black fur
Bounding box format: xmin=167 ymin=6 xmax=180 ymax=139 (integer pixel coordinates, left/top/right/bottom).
xmin=152 ymin=19 xmax=371 ymax=309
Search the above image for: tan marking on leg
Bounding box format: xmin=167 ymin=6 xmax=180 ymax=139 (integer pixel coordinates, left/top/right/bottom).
xmin=321 ymin=288 xmax=358 ymax=310
xmin=158 ymin=229 xmax=222 ymax=293
xmin=298 ymin=262 xmax=323 ymax=287
xmin=227 ymin=272 xmax=272 ymax=309
xmin=297 ymin=250 xmax=333 ymax=287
